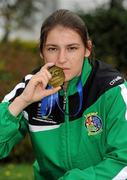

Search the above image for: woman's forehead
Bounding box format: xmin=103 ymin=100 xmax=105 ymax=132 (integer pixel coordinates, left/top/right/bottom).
xmin=45 ymin=25 xmax=83 ymax=45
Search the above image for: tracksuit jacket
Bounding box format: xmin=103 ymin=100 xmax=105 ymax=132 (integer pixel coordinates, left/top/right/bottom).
xmin=1 ymin=59 xmax=127 ymax=180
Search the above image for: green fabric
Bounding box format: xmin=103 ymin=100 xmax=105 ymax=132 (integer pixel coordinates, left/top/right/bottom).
xmin=1 ymin=60 xmax=127 ymax=179
xmin=30 ymin=64 xmax=127 ymax=179
xmin=60 ymin=58 xmax=92 ymax=96
xmin=0 ymin=102 xmax=28 ymax=158
xmin=67 ymin=58 xmax=92 ymax=95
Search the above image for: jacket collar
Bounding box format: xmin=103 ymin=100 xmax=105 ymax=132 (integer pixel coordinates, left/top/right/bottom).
xmin=60 ymin=58 xmax=92 ymax=96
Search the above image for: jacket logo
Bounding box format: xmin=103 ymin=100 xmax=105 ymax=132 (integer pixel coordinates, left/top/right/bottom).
xmin=109 ymin=76 xmax=122 ymax=86
xmin=85 ymin=113 xmax=102 ymax=136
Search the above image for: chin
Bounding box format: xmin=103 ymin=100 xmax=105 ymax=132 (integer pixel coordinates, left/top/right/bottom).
xmin=65 ymin=76 xmax=73 ymax=82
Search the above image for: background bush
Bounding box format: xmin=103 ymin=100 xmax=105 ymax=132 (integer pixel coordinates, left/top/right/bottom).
xmin=0 ymin=40 xmax=41 ymax=102
xmin=0 ymin=40 xmax=42 ymax=163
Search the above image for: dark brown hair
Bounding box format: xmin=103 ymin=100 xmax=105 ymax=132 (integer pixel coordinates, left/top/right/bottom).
xmin=39 ymin=9 xmax=90 ymax=53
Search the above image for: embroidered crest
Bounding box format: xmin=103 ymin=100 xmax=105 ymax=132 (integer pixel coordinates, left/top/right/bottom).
xmin=85 ymin=112 xmax=102 ymax=135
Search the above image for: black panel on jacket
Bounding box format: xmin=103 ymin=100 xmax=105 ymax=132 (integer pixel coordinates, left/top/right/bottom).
xmin=69 ymin=60 xmax=124 ymax=121
xmin=21 ymin=60 xmax=125 ymax=124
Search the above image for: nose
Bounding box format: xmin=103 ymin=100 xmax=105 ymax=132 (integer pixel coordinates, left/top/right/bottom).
xmin=57 ymin=49 xmax=67 ymax=64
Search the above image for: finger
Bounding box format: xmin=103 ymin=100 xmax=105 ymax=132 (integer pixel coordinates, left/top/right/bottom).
xmin=38 ymin=71 xmax=52 ymax=89
xmin=34 ymin=69 xmax=52 ymax=87
xmin=40 ymin=68 xmax=52 ymax=80
xmin=30 ymin=75 xmax=47 ymax=90
xmin=37 ymin=76 xmax=48 ymax=90
xmin=40 ymin=62 xmax=55 ymax=72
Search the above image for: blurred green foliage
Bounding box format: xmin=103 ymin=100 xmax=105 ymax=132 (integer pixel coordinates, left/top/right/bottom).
xmin=0 ymin=40 xmax=42 ymax=101
xmin=0 ymin=0 xmax=44 ymax=43
xmin=0 ymin=163 xmax=33 ymax=179
xmin=0 ymin=40 xmax=42 ymax=163
xmin=79 ymin=7 xmax=127 ymax=76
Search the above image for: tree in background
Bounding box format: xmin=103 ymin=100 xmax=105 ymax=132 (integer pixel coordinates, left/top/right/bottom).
xmin=109 ymin=0 xmax=124 ymax=9
xmin=0 ymin=0 xmax=58 ymax=43
xmin=79 ymin=0 xmax=127 ymax=74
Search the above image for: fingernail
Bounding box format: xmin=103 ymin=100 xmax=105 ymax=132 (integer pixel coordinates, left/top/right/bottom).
xmin=48 ymin=62 xmax=54 ymax=66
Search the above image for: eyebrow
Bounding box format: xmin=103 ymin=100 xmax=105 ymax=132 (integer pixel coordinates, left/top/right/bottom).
xmin=45 ymin=43 xmax=81 ymax=47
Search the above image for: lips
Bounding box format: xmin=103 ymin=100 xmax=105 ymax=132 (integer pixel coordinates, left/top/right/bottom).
xmin=62 ymin=67 xmax=70 ymax=70
xmin=57 ymin=66 xmax=70 ymax=73
xmin=63 ymin=68 xmax=69 ymax=70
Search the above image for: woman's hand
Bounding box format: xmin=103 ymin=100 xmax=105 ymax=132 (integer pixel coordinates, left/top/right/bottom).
xmin=9 ymin=63 xmax=61 ymax=116
xmin=20 ymin=63 xmax=61 ymax=105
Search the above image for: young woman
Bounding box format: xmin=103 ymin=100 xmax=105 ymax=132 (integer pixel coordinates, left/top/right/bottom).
xmin=1 ymin=9 xmax=127 ymax=180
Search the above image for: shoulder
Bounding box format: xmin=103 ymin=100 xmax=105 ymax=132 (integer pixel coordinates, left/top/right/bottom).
xmin=90 ymin=60 xmax=125 ymax=93
xmin=2 ymin=66 xmax=42 ymax=102
xmin=82 ymin=60 xmax=125 ymax=109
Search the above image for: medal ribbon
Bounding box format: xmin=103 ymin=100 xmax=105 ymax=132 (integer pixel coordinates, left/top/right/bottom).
xmin=40 ymin=85 xmax=54 ymax=117
xmin=41 ymin=80 xmax=83 ymax=117
xmin=56 ymin=80 xmax=83 ymax=117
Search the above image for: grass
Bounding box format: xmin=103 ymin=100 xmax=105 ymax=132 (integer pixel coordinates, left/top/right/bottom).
xmin=0 ymin=163 xmax=34 ymax=180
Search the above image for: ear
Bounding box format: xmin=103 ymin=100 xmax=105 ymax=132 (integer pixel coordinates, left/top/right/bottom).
xmin=84 ymin=40 xmax=92 ymax=58
xmin=40 ymin=52 xmax=44 ymax=59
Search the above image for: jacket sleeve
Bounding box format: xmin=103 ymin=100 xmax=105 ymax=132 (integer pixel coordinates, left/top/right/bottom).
xmin=59 ymin=82 xmax=127 ymax=180
xmin=0 ymin=74 xmax=33 ymax=159
xmin=0 ymin=102 xmax=28 ymax=159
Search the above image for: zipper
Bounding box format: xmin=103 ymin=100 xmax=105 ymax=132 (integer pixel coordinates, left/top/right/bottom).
xmin=63 ymin=90 xmax=72 ymax=169
xmin=63 ymin=90 xmax=67 ymax=111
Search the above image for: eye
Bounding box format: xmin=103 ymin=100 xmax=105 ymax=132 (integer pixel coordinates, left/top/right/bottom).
xmin=47 ymin=47 xmax=57 ymax=52
xmin=68 ymin=46 xmax=78 ymax=51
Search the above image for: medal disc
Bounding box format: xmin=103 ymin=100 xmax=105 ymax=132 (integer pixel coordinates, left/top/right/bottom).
xmin=48 ymin=66 xmax=65 ymax=87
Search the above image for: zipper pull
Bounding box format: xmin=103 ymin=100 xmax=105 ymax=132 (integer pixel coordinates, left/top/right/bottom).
xmin=63 ymin=91 xmax=67 ymax=111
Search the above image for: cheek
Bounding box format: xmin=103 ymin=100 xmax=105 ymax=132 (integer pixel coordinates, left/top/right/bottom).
xmin=42 ymin=51 xmax=56 ymax=63
xmin=73 ymin=59 xmax=84 ymax=74
xmin=72 ymin=57 xmax=84 ymax=68
xmin=43 ymin=56 xmax=56 ymax=64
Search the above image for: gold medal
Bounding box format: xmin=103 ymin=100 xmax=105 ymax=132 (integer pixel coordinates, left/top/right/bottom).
xmin=48 ymin=66 xmax=65 ymax=87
